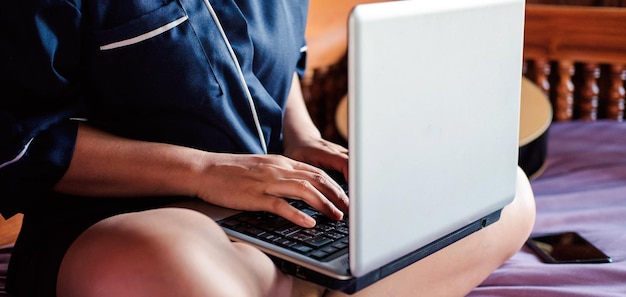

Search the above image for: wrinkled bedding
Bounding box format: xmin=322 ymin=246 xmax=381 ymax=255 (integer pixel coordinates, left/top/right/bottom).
xmin=0 ymin=245 xmax=11 ymax=296
xmin=470 ymin=120 xmax=626 ymax=297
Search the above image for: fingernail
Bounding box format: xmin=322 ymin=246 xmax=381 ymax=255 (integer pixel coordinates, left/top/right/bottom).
xmin=304 ymin=215 xmax=316 ymax=228
xmin=334 ymin=208 xmax=344 ymax=220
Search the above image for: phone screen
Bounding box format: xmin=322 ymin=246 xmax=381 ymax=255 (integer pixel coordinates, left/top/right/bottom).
xmin=526 ymin=232 xmax=612 ymax=264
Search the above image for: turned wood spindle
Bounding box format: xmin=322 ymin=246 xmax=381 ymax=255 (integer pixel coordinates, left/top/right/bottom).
xmin=579 ymin=63 xmax=600 ymax=121
xmin=533 ymin=59 xmax=551 ymax=95
xmin=607 ymin=64 xmax=626 ymax=121
xmin=555 ymin=61 xmax=575 ymax=121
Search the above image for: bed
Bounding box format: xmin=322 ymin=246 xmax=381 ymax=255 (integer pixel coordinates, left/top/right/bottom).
xmin=469 ymin=120 xmax=626 ymax=297
xmin=2 ymin=2 xmax=626 ymax=296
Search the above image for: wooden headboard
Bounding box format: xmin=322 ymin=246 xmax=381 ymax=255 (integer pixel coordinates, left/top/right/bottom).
xmin=523 ymin=4 xmax=626 ymax=121
xmin=0 ymin=215 xmax=22 ymax=246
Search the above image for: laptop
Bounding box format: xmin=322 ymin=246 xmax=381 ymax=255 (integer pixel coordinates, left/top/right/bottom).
xmin=191 ymin=0 xmax=525 ymax=293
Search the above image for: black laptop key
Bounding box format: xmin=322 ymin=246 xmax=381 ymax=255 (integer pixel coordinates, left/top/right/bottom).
xmin=276 ymin=238 xmax=297 ymax=248
xmin=335 ymin=226 xmax=349 ymax=235
xmin=221 ymin=219 xmax=240 ymax=228
xmin=306 ymin=236 xmax=333 ymax=248
xmin=331 ymin=240 xmax=349 ymax=250
xmin=241 ymin=226 xmax=266 ymax=237
xmin=258 ymin=233 xmax=281 ymax=242
xmin=322 ymin=246 xmax=339 ymax=254
xmin=258 ymin=216 xmax=290 ymax=230
xmin=276 ymin=225 xmax=302 ymax=236
xmin=289 ymin=232 xmax=312 ymax=242
xmin=300 ymin=208 xmax=321 ymax=217
xmin=325 ymin=231 xmax=345 ymax=240
xmin=316 ymin=224 xmax=335 ymax=232
xmin=291 ymin=244 xmax=314 ymax=254
xmin=310 ymin=250 xmax=330 ymax=260
xmin=303 ymin=228 xmax=325 ymax=237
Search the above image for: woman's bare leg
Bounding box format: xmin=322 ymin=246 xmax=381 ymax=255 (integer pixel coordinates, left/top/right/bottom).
xmin=323 ymin=167 xmax=536 ymax=297
xmin=57 ymin=207 xmax=293 ymax=297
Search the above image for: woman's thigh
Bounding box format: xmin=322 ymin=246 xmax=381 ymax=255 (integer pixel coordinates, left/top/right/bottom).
xmin=57 ymin=206 xmax=292 ymax=297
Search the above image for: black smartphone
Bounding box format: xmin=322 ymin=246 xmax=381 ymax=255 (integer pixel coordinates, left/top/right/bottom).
xmin=526 ymin=231 xmax=612 ymax=264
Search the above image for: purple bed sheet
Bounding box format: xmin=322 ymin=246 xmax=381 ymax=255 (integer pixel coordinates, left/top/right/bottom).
xmin=470 ymin=120 xmax=626 ymax=297
xmin=0 ymin=245 xmax=11 ymax=296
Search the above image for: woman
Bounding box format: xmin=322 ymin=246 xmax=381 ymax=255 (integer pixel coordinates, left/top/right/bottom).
xmin=0 ymin=0 xmax=535 ymax=296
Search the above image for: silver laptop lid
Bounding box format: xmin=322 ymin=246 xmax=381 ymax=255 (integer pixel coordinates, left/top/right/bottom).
xmin=348 ymin=0 xmax=524 ymax=277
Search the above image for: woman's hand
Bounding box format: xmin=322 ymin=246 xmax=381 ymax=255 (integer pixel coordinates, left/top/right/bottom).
xmin=192 ymin=153 xmax=349 ymax=228
xmin=282 ymin=73 xmax=349 ymax=180
xmin=283 ymin=135 xmax=349 ymax=182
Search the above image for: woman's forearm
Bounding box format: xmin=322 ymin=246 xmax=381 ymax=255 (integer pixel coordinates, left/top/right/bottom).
xmin=282 ymin=73 xmax=323 ymax=149
xmin=53 ymin=123 xmax=206 ymax=198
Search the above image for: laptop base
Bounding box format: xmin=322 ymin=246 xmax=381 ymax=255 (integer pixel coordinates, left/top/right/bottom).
xmin=271 ymin=209 xmax=503 ymax=294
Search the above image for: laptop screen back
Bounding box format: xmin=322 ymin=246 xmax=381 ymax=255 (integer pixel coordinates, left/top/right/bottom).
xmin=347 ymin=0 xmax=525 ymax=277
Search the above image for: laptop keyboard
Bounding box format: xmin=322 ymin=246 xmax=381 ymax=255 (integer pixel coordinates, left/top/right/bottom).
xmin=219 ymin=200 xmax=349 ymax=262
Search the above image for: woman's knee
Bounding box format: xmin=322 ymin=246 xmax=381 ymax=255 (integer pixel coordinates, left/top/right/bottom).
xmin=501 ymin=167 xmax=537 ymax=254
xmin=56 ymin=207 xmax=272 ymax=297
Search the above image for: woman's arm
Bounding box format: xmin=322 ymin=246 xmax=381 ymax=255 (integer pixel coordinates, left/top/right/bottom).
xmin=54 ymin=123 xmax=347 ymax=227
